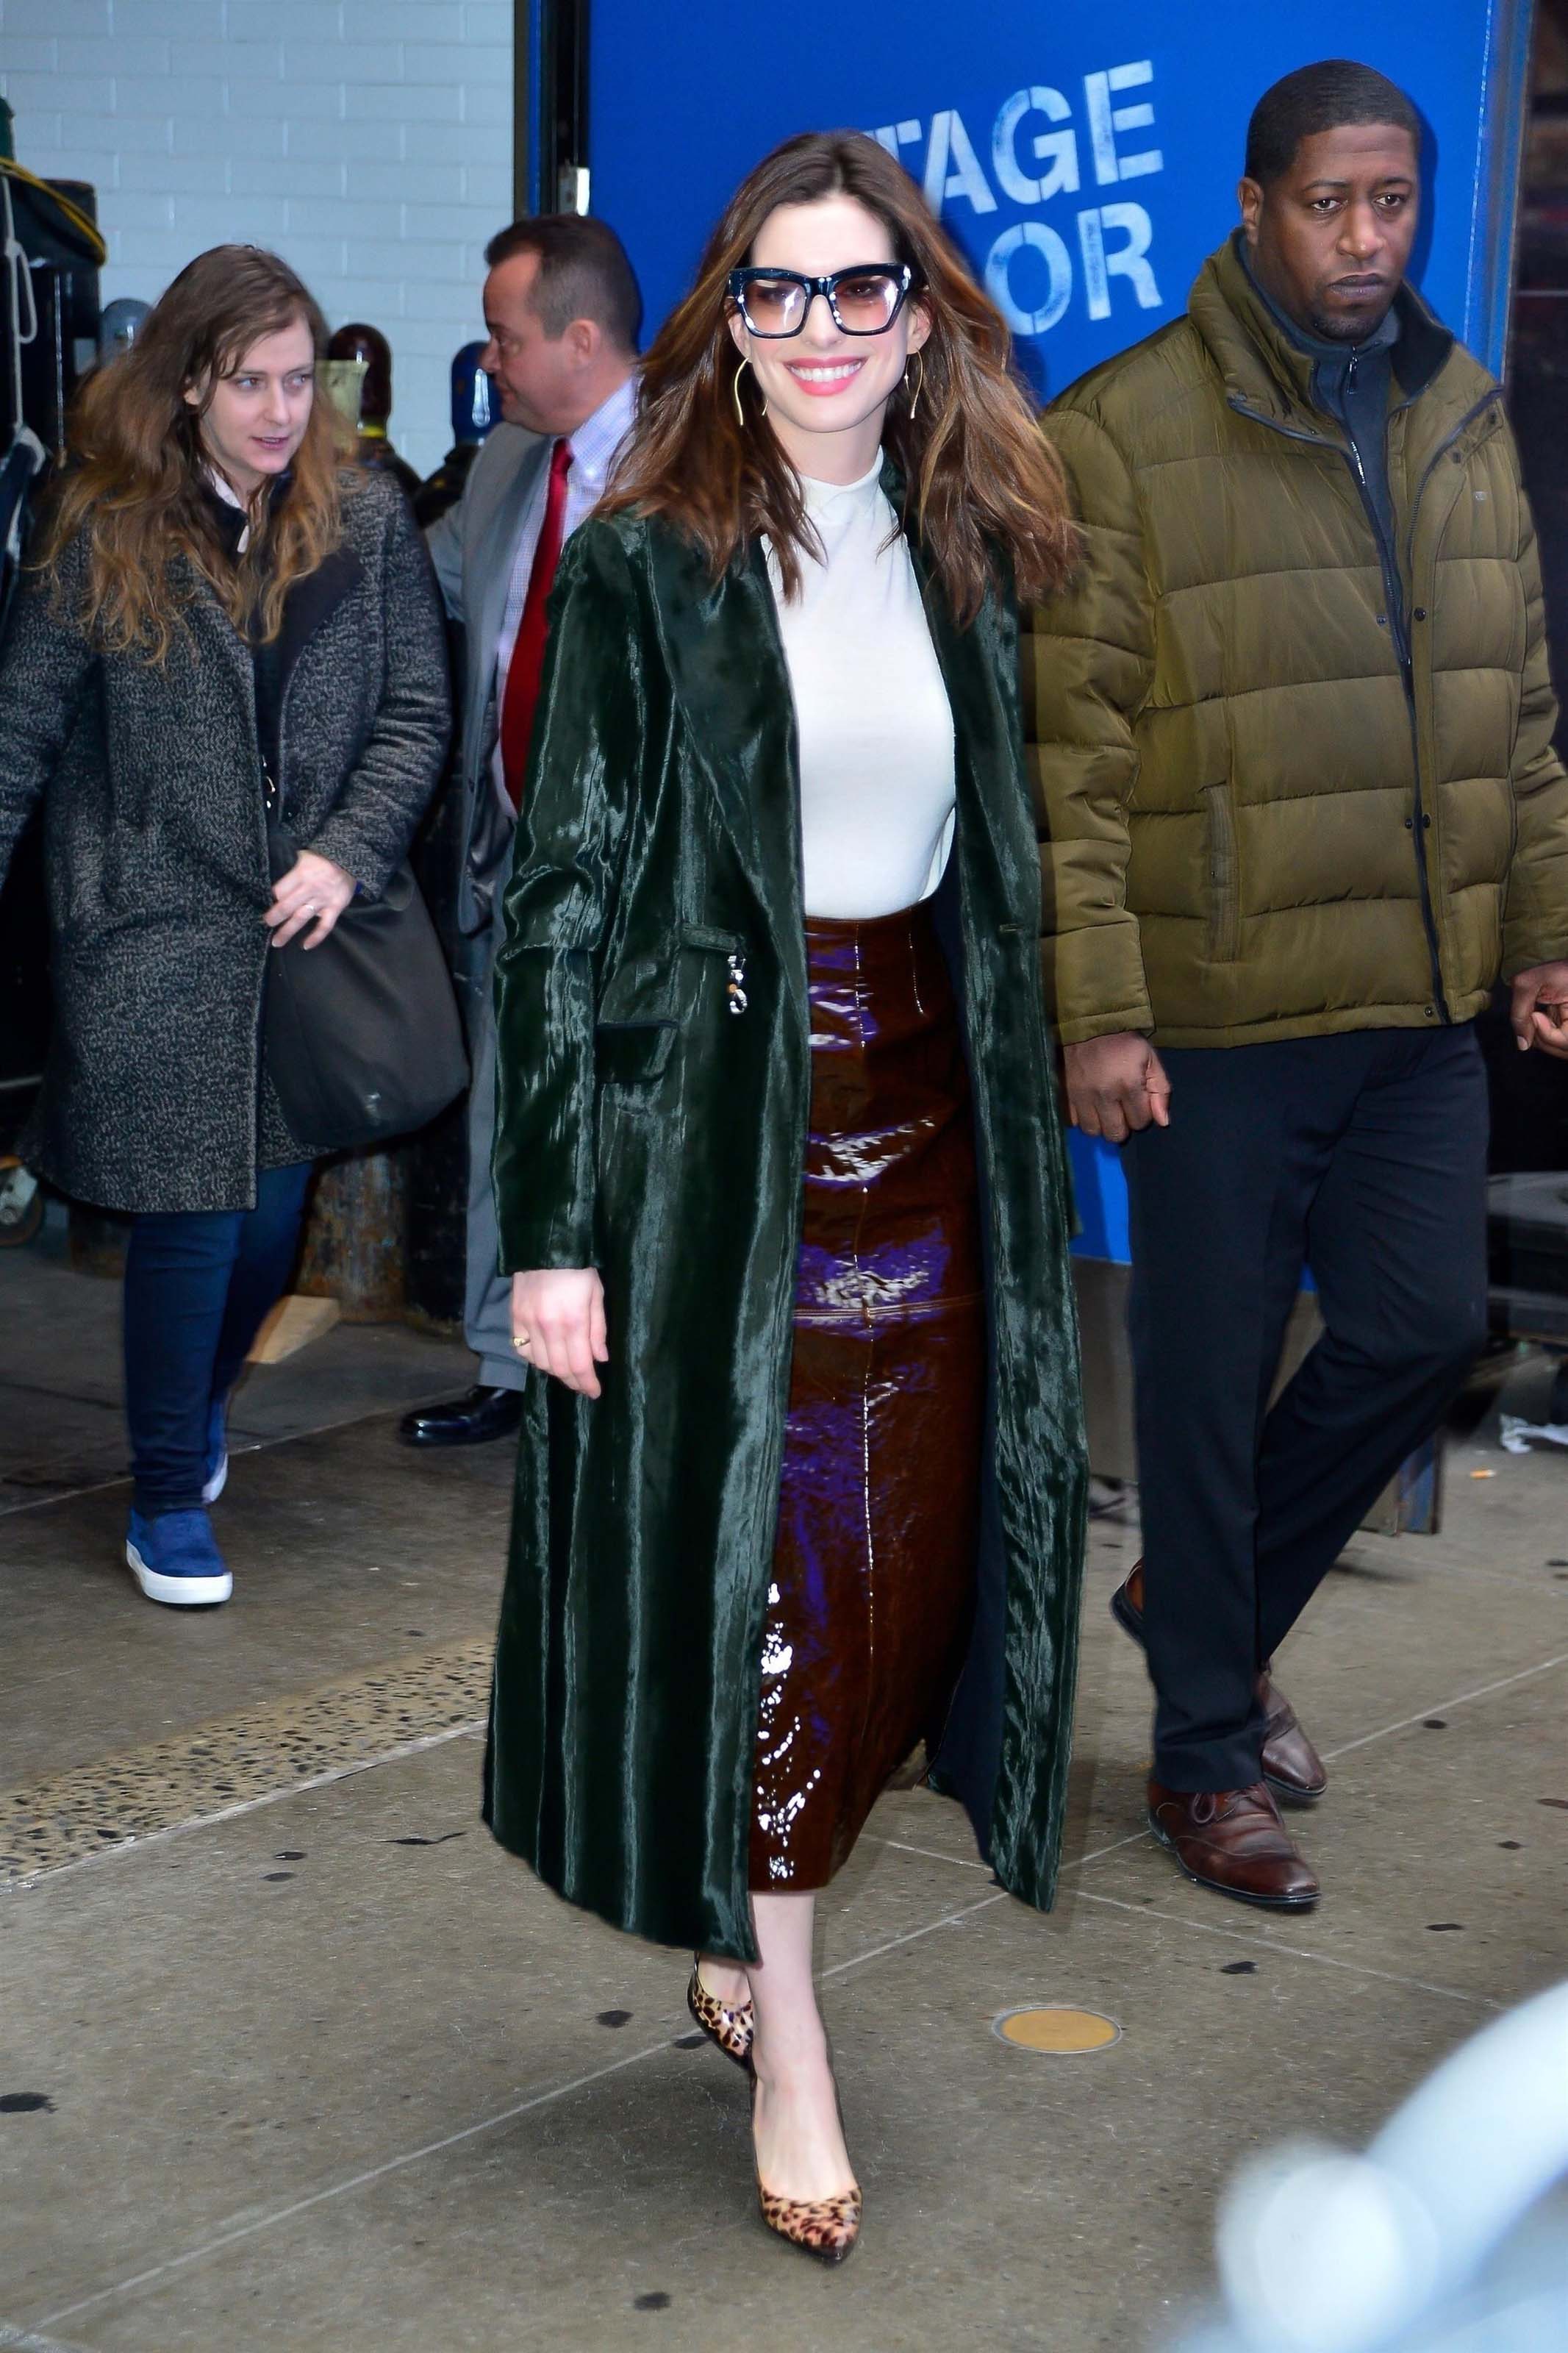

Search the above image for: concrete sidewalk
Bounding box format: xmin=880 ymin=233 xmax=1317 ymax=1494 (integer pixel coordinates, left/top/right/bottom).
xmin=1 ymin=1231 xmax=1564 ymax=2350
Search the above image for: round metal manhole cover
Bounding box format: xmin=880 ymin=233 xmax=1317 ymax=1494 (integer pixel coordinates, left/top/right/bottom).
xmin=991 ymin=2004 xmax=1121 ymax=2054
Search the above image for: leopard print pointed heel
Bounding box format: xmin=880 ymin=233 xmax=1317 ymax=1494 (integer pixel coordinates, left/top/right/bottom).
xmin=750 ymin=2061 xmax=862 ymax=2263
xmin=685 ymin=1962 xmax=755 ymax=2068
xmin=756 ymin=2179 xmax=862 ymax=2265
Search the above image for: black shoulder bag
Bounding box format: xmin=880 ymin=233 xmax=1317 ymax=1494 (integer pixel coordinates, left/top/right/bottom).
xmin=262 ymin=815 xmax=469 ymax=1154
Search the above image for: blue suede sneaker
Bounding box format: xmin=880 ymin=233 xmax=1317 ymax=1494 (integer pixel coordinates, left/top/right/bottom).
xmin=125 ymin=1508 xmax=232 ymax=1607
xmin=201 ymin=1402 xmax=229 ymax=1505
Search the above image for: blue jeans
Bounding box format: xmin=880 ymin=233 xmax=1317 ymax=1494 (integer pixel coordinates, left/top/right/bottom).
xmin=122 ymin=1163 xmax=314 ymax=1515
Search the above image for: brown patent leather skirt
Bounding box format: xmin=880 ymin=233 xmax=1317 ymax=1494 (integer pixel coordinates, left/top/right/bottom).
xmin=749 ymin=898 xmax=985 ymax=1890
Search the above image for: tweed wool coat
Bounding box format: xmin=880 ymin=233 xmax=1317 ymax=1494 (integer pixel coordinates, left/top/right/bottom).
xmin=1024 ymin=236 xmax=1568 ymax=1046
xmin=0 ymin=471 xmax=450 ymax=1213
xmin=484 ymin=486 xmax=1089 ymax=1962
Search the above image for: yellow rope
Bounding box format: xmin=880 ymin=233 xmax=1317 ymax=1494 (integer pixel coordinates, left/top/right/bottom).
xmin=0 ymin=157 xmax=107 ymax=264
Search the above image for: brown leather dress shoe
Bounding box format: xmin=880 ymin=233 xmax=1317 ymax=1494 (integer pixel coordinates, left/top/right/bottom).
xmin=1147 ymin=1779 xmax=1321 ymax=1908
xmin=1256 ymin=1667 xmax=1328 ymax=1802
xmin=1111 ymin=1563 xmax=1328 ymax=1804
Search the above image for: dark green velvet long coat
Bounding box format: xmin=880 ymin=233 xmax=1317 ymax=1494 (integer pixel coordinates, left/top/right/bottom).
xmin=484 ymin=476 xmax=1088 ymax=1962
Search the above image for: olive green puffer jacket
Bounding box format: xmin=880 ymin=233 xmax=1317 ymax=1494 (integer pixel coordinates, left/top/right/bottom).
xmin=1025 ymin=235 xmax=1568 ymax=1046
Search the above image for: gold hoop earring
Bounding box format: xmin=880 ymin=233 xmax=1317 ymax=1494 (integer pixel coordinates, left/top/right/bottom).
xmin=732 ymin=353 xmax=766 ymax=426
xmin=903 ymin=348 xmax=926 ymax=422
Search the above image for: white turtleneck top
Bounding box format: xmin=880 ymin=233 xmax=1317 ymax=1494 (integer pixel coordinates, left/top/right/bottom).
xmin=767 ymin=457 xmax=956 ymax=920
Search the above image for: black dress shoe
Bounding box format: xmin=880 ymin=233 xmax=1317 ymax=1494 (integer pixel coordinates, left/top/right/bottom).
xmin=398 ymin=1385 xmax=524 ymax=1447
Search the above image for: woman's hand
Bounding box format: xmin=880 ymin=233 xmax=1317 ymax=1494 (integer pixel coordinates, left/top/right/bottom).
xmin=265 ymin=849 xmax=357 ymax=951
xmin=511 ymin=1268 xmax=609 ymax=1397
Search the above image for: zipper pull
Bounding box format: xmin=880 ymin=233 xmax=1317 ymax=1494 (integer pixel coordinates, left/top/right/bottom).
xmin=726 ymin=951 xmax=748 ymax=1016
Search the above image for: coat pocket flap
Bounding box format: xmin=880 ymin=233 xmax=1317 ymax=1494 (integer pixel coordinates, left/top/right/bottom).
xmin=595 ymin=1019 xmax=678 ymax=1085
xmin=679 ymin=923 xmax=747 ymax=954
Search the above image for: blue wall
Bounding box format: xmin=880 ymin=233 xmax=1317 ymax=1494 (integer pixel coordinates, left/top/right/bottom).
xmin=581 ymin=4 xmax=1531 ymax=393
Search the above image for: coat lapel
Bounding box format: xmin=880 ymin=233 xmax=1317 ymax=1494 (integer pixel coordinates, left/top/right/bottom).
xmin=471 ymin=435 xmax=549 ymax=693
xmin=649 ymin=528 xmax=809 ymax=1024
xmin=156 ymin=567 xmax=270 ymax=897
xmin=903 ymin=526 xmax=1038 ymax=932
xmin=173 ymin=538 xmax=364 ymax=707
xmin=169 ymin=537 xmax=368 ymax=899
xmin=274 ymin=542 xmax=364 ymax=687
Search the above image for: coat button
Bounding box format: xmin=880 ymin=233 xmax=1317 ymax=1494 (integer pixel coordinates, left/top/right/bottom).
xmin=1404 ymin=816 xmax=1414 ymax=829
xmin=1425 ymin=1004 xmax=1437 ymax=1018
xmin=1422 ymin=814 xmax=1432 ymax=829
xmin=1376 ymin=613 xmax=1387 ymax=626
xmin=1413 ymin=607 xmax=1428 ymax=621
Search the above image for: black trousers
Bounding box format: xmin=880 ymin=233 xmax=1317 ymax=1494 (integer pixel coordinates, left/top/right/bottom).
xmin=1122 ymin=1024 xmax=1489 ymax=1790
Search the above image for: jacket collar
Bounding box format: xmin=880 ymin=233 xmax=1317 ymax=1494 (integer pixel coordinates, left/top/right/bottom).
xmin=1189 ymin=232 xmax=1456 ymax=428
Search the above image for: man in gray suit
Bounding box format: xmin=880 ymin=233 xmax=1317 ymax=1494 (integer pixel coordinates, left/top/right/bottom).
xmin=400 ymin=216 xmax=640 ymax=1446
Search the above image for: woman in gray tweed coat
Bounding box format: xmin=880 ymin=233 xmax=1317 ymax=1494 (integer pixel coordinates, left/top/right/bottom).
xmin=0 ymin=246 xmax=449 ymax=1606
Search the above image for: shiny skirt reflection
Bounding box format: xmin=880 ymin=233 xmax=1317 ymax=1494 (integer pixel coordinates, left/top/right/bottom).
xmin=750 ymin=897 xmax=985 ymax=1890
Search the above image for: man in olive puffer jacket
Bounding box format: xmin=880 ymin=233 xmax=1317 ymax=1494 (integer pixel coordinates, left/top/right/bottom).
xmin=1027 ymin=60 xmax=1568 ymax=1910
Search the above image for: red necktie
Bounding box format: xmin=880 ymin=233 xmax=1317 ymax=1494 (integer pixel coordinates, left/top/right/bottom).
xmin=500 ymin=436 xmax=573 ymax=811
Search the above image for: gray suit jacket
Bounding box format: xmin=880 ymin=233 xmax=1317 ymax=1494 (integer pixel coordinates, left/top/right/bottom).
xmin=425 ymin=421 xmax=548 ymax=936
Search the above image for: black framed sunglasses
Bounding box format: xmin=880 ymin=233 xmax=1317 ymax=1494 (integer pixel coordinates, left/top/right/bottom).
xmin=727 ymin=263 xmax=916 ymax=339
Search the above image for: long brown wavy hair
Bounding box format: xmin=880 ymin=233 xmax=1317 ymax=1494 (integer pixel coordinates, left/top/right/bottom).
xmin=37 ymin=245 xmax=351 ymax=661
xmin=601 ymin=132 xmax=1076 ymax=622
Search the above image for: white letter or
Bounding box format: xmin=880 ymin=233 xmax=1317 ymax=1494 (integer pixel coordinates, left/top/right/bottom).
xmin=986 ymin=221 xmax=1073 ymax=335
xmin=1078 ymin=203 xmax=1161 ymax=321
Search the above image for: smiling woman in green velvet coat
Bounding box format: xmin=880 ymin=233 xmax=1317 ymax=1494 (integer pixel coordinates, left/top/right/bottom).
xmin=484 ymin=131 xmax=1087 ymax=2261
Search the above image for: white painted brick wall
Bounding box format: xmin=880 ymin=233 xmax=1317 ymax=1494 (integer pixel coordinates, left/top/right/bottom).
xmin=0 ymin=0 xmax=513 ymax=476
